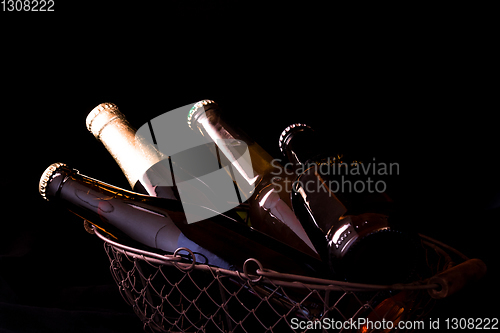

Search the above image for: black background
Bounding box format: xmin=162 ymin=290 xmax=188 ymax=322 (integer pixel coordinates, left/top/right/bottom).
xmin=1 ymin=3 xmax=498 ymax=332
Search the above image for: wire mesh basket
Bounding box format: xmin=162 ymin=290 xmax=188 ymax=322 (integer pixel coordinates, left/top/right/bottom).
xmin=90 ymin=224 xmax=483 ymax=333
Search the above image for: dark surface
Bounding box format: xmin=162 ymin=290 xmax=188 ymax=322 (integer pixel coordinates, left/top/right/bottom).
xmin=1 ymin=3 xmax=498 ymax=332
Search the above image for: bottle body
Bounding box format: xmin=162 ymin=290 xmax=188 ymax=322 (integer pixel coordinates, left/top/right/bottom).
xmin=40 ymin=162 xmax=324 ymax=275
xmin=280 ymin=124 xmax=421 ymax=284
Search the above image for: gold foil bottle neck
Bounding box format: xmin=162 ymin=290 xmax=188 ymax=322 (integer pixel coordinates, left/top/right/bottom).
xmin=86 ymin=103 xmax=165 ymax=188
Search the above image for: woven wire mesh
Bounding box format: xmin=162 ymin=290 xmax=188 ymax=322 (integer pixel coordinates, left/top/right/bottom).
xmin=96 ymin=227 xmax=465 ymax=333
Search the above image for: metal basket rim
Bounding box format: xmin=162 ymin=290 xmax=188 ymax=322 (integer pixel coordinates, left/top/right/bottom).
xmin=93 ymin=227 xmax=465 ymax=293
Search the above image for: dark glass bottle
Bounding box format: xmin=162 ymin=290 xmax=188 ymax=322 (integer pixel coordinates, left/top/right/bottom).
xmin=280 ymin=123 xmax=421 ymax=284
xmin=39 ymin=162 xmax=323 ymax=276
xmin=39 ymin=162 xmax=233 ymax=269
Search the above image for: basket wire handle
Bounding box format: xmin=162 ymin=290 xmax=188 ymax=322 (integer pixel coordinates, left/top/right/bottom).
xmin=93 ymin=225 xmax=486 ymax=298
xmin=173 ymin=247 xmax=197 ymax=271
xmin=428 ymin=258 xmax=487 ymax=299
xmin=243 ymin=258 xmax=264 ymax=283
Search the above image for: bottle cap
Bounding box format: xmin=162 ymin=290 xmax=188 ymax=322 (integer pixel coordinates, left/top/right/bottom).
xmin=86 ymin=102 xmax=126 ymax=139
xmin=187 ymin=99 xmax=216 ymax=128
xmin=39 ymin=162 xmax=68 ymax=201
xmin=278 ymin=123 xmax=312 ymax=154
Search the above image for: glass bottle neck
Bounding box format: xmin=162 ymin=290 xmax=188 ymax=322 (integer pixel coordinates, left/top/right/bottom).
xmin=190 ymin=102 xmax=281 ymax=198
xmin=280 ymin=124 xmax=325 ymax=174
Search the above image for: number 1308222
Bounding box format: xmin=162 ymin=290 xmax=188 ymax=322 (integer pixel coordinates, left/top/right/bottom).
xmin=2 ymin=0 xmax=54 ymax=11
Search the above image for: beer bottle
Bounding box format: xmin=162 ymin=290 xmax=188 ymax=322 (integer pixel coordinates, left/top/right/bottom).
xmin=280 ymin=123 xmax=421 ymax=284
xmin=39 ymin=162 xmax=323 ymax=276
xmin=187 ymin=100 xmax=320 ymax=261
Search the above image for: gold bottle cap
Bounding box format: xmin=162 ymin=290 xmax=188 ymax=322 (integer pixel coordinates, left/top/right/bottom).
xmin=86 ymin=102 xmax=126 ymax=139
xmin=39 ymin=162 xmax=67 ymax=201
